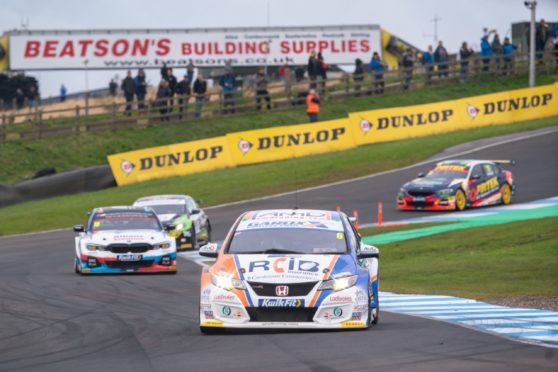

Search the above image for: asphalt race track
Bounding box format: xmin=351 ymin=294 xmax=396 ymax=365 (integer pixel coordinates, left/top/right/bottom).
xmin=0 ymin=127 xmax=557 ymax=371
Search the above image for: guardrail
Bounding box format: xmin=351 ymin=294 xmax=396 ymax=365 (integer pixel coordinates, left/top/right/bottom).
xmin=1 ymin=51 xmax=556 ymax=142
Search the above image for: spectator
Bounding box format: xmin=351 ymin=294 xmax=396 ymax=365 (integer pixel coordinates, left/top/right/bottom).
xmin=369 ymin=52 xmax=386 ymax=94
xmin=166 ymin=68 xmax=178 ymax=112
xmin=280 ymin=62 xmax=292 ymax=96
xmin=502 ymin=37 xmax=517 ymax=75
xmin=254 ymin=67 xmax=271 ymax=111
xmin=219 ymin=68 xmax=236 ymax=114
xmin=109 ymin=79 xmax=117 ymax=97
xmin=459 ymin=42 xmax=474 ymax=80
xmin=552 ymin=22 xmax=558 ymax=65
xmin=295 ymin=66 xmax=305 ymax=82
xmin=186 ymin=60 xmax=195 ymax=86
xmin=156 ymin=80 xmax=171 ymax=122
xmin=59 ymin=84 xmax=67 ymax=102
xmin=401 ymin=48 xmax=415 ymax=90
xmin=121 ymin=70 xmax=136 ymax=116
xmin=491 ymin=34 xmax=502 ymax=70
xmin=278 ymin=62 xmax=288 ymax=80
xmin=193 ymin=73 xmax=207 ymax=119
xmin=421 ymin=45 xmax=434 ymax=85
xmin=160 ymin=62 xmax=169 ymax=81
xmin=176 ymin=75 xmax=191 ymax=120
xmin=317 ymin=52 xmax=328 ymax=93
xmin=353 ymin=58 xmax=364 ymax=96
xmin=15 ymin=88 xmax=25 ymax=109
xmin=480 ymin=29 xmax=495 ymax=72
xmin=433 ymin=41 xmax=449 ymax=77
xmin=135 ymin=68 xmax=147 ymax=112
xmin=28 ymin=85 xmax=37 ymax=107
xmin=307 ymin=50 xmax=319 ymax=88
xmin=535 ymin=19 xmax=550 ymax=61
xmin=306 ymin=89 xmax=320 ymax=123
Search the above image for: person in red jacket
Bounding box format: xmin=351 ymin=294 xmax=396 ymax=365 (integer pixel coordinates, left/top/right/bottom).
xmin=306 ymin=89 xmax=320 ymax=122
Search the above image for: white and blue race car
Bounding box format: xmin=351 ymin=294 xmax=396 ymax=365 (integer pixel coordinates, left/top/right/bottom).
xmin=198 ymin=209 xmax=379 ymax=332
xmin=73 ymin=206 xmax=177 ymax=274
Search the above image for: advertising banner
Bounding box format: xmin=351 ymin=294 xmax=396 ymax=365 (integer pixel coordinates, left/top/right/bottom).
xmin=226 ymin=118 xmax=354 ymax=166
xmin=107 ymin=136 xmax=234 ymax=186
xmin=0 ymin=36 xmax=8 ymax=72
xmin=8 ymin=25 xmax=381 ymax=70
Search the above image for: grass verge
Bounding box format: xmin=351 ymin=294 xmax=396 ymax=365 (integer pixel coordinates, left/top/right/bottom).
xmin=1 ymin=73 xmax=556 ymax=183
xmin=0 ymin=116 xmax=556 ymax=235
xmin=377 ymin=217 xmax=558 ymax=299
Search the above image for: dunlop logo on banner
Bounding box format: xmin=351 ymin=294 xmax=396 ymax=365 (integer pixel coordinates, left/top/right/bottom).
xmin=107 ymin=136 xmax=234 ymax=186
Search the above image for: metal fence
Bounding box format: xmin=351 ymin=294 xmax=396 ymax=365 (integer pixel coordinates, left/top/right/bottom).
xmin=1 ymin=51 xmax=556 ymax=142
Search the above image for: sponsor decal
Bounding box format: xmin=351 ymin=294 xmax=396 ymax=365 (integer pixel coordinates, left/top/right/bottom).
xmin=203 ymin=311 xmax=214 ymax=319
xmin=120 ymin=160 xmax=135 ymax=175
xmin=373 ymin=109 xmax=453 ymax=130
xmin=252 ymin=210 xmax=333 ymax=221
xmin=350 ymin=312 xmax=362 ymax=321
xmin=329 ymin=295 xmax=353 ymax=303
xmin=259 ymin=298 xmax=304 ymax=308
xmin=214 ymin=293 xmax=236 ymax=302
xmin=221 ymin=306 xmax=232 ymax=316
xmin=201 ymin=320 xmax=224 ymax=327
xmin=475 ymin=176 xmax=499 ymax=196
xmin=252 ymin=127 xmax=346 ymax=150
xmin=333 ymin=307 xmax=343 ymax=317
xmin=138 ymin=146 xmax=224 ymax=170
xmin=244 ymin=220 xmax=329 ymax=230
xmin=238 ymin=139 xmax=253 ymax=154
xmin=275 ymin=285 xmax=289 ymax=296
xmin=247 ymin=257 xmax=320 ymax=273
xmin=466 ymin=104 xmax=479 ymax=118
xmin=359 ymin=119 xmax=372 ymax=133
xmin=483 ymin=93 xmax=553 ymax=115
xmin=341 ymin=321 xmax=365 ymax=328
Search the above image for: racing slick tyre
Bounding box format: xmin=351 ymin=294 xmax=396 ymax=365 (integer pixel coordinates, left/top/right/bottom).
xmin=205 ymin=222 xmax=212 ymax=245
xmin=500 ymin=183 xmax=512 ymax=205
xmin=74 ymin=259 xmax=81 ymax=274
xmin=190 ymin=227 xmax=198 ymax=250
xmin=455 ymin=189 xmax=467 ymax=211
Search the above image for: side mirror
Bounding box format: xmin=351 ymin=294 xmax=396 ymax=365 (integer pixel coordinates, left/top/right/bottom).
xmin=73 ymin=224 xmax=85 ymax=233
xmin=417 ymin=172 xmax=426 ymax=178
xmin=190 ymin=209 xmax=201 ymax=215
xmin=358 ymin=244 xmax=379 ymax=259
xmin=199 ymin=243 xmax=219 ymax=258
xmin=471 ymin=173 xmax=482 ymax=180
xmin=165 ymin=224 xmax=176 ymax=232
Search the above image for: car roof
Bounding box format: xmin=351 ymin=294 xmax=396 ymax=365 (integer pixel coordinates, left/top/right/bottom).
xmin=435 ymin=159 xmax=491 ymax=168
xmin=236 ymin=209 xmax=345 ymax=232
xmin=92 ymin=206 xmax=156 ymax=214
xmin=133 ymin=195 xmax=191 ymax=206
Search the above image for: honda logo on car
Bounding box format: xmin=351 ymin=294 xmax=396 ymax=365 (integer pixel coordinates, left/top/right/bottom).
xmin=259 ymin=299 xmax=304 ymax=308
xmin=275 ymin=285 xmax=289 ymax=296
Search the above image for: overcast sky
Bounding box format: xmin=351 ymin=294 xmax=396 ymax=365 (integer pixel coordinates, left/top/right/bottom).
xmin=2 ymin=0 xmax=557 ymax=97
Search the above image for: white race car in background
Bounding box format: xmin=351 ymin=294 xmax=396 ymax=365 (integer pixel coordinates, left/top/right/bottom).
xmin=73 ymin=206 xmax=177 ymax=274
xmin=199 ymin=209 xmax=380 ymax=332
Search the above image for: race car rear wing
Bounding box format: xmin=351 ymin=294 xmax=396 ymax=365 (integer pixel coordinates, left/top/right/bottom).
xmin=491 ymin=160 xmax=516 ymax=166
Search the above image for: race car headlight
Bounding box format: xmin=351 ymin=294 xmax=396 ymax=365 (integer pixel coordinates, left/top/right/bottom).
xmin=86 ymin=243 xmax=106 ymax=251
xmin=437 ymin=188 xmax=453 ymax=197
xmin=154 ymin=242 xmax=172 ymax=250
xmin=211 ymin=272 xmax=246 ymax=290
xmin=318 ymin=275 xmax=358 ymax=291
xmin=398 ymin=188 xmax=408 ymax=197
xmin=175 ymin=223 xmax=185 ymax=231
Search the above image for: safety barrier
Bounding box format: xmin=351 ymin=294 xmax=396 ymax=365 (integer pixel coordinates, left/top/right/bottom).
xmin=108 ymin=82 xmax=558 ymax=186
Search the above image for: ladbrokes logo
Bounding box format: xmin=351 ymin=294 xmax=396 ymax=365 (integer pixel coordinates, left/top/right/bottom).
xmin=138 ymin=145 xmax=224 ymax=170
xmin=120 ymin=160 xmax=135 ymax=175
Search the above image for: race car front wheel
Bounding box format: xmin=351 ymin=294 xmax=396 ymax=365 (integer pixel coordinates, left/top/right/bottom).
xmin=74 ymin=259 xmax=81 ymax=274
xmin=455 ymin=189 xmax=467 ymax=211
xmin=500 ymin=184 xmax=512 ymax=205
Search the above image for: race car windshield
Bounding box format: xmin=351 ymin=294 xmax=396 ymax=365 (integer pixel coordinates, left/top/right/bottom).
xmin=145 ymin=204 xmax=185 ymax=215
xmin=90 ymin=213 xmax=162 ymax=231
xmin=227 ymin=228 xmax=348 ymax=254
xmin=427 ymin=168 xmax=468 ymax=181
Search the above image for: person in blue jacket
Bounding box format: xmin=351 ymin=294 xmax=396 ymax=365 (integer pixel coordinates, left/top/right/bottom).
xmin=433 ymin=41 xmax=449 ymax=78
xmin=369 ymin=52 xmax=386 ymax=94
xmin=552 ymin=23 xmax=558 ymax=65
xmin=502 ymin=37 xmax=518 ymax=75
xmin=219 ymin=68 xmax=236 ymax=114
xmin=480 ymin=28 xmax=495 ymax=72
xmin=422 ymin=45 xmax=434 ymax=85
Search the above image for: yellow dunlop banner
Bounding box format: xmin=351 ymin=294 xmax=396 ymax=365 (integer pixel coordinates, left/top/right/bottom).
xmin=107 ymin=136 xmax=234 ymax=186
xmin=454 ymin=84 xmax=558 ymax=127
xmin=349 ymin=100 xmax=459 ymax=146
xmin=226 ymin=118 xmax=354 ymax=165
xmin=0 ymin=36 xmax=9 ymax=72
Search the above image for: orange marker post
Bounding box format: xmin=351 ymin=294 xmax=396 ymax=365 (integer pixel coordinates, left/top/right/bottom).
xmin=378 ymin=202 xmax=383 ymax=226
xmin=353 ymin=209 xmax=360 ymax=230
xmin=336 ymin=205 xmax=341 ymax=212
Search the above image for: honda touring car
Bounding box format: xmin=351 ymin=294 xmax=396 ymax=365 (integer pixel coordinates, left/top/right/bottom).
xmin=133 ymin=195 xmax=211 ymax=250
xmin=198 ymin=209 xmax=380 ymax=332
xmin=397 ymin=160 xmax=515 ymax=211
xmin=73 ymin=206 xmax=177 ymax=274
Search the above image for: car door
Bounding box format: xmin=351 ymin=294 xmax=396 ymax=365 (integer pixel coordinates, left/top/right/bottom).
xmin=481 ymin=163 xmax=501 ymax=199
xmin=467 ymin=164 xmax=487 ymax=203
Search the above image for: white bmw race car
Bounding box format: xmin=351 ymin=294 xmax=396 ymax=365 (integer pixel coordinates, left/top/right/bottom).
xmin=198 ymin=209 xmax=380 ymax=332
xmin=73 ymin=206 xmax=177 ymax=274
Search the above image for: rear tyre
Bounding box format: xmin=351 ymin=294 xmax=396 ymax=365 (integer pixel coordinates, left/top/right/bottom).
xmin=455 ymin=189 xmax=467 ymax=211
xmin=190 ymin=227 xmax=198 ymax=250
xmin=500 ymin=184 xmax=512 ymax=205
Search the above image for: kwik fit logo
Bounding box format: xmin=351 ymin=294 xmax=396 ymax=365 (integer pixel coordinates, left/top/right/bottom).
xmin=259 ymin=298 xmax=304 ymax=308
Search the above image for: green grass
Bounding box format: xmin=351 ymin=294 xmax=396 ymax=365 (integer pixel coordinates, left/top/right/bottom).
xmin=0 ymin=115 xmax=556 ymax=235
xmin=2 ymin=73 xmax=556 ymax=184
xmin=378 ymin=217 xmax=558 ymax=299
xmin=359 ymin=222 xmax=453 ymax=236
